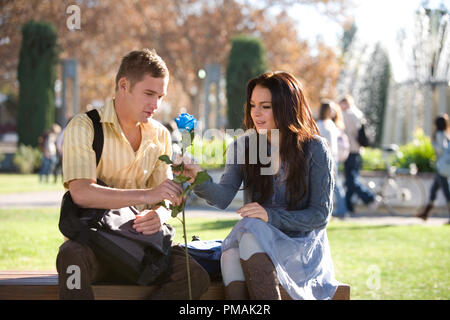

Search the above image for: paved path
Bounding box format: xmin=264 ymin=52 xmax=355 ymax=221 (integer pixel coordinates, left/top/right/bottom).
xmin=0 ymin=191 xmax=448 ymax=226
xmin=0 ymin=190 xmax=65 ymax=208
xmin=185 ymin=207 xmax=449 ymax=226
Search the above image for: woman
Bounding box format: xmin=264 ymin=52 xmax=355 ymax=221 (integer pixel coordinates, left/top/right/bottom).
xmin=416 ymin=114 xmax=450 ymax=222
xmin=183 ymin=71 xmax=339 ymax=300
xmin=316 ymin=99 xmax=348 ymax=217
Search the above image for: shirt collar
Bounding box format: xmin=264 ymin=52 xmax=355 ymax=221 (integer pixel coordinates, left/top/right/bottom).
xmin=100 ymin=98 xmax=119 ymax=125
xmin=101 ymin=97 xmax=159 ymax=148
xmin=99 ymin=98 xmax=130 ymax=144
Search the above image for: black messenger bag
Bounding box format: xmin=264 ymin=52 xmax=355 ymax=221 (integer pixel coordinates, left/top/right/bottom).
xmin=58 ymin=109 xmax=174 ymax=285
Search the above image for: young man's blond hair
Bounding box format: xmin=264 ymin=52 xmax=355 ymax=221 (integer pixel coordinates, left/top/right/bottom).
xmin=115 ymin=48 xmax=169 ymax=92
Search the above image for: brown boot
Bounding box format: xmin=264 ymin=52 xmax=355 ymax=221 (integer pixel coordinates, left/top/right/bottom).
xmin=415 ymin=203 xmax=433 ymax=220
xmin=224 ymin=280 xmax=249 ymax=300
xmin=240 ymin=253 xmax=282 ymax=300
xmin=279 ymin=286 xmax=292 ymax=300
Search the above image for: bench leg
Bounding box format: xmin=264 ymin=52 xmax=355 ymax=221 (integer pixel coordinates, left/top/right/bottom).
xmin=332 ymin=285 xmax=351 ymax=300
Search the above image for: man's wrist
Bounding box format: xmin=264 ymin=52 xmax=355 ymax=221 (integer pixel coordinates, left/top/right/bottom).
xmin=142 ymin=189 xmax=155 ymax=205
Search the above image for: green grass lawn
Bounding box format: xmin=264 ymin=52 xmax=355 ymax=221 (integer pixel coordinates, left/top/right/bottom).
xmin=0 ymin=174 xmax=64 ymax=194
xmin=0 ymin=207 xmax=449 ymax=299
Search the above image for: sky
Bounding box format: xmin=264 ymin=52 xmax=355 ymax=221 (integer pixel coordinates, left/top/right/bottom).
xmin=290 ymin=0 xmax=449 ymax=80
xmin=293 ymin=0 xmax=428 ymax=47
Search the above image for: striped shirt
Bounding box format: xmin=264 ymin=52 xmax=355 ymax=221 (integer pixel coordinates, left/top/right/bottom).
xmin=62 ymin=98 xmax=173 ymax=210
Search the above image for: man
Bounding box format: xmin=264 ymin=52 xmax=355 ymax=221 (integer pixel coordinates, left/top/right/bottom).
xmin=56 ymin=49 xmax=210 ymax=299
xmin=339 ymin=95 xmax=376 ymax=214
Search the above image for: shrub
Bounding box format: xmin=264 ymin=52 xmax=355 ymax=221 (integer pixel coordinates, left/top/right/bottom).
xmin=187 ymin=135 xmax=234 ymax=170
xmin=226 ymin=35 xmax=267 ymax=129
xmin=361 ymin=129 xmax=435 ymax=173
xmin=17 ymin=21 xmax=59 ymax=147
xmin=392 ymin=129 xmax=435 ymax=173
xmin=361 ymin=147 xmax=386 ymax=171
xmin=13 ymin=144 xmax=42 ymax=174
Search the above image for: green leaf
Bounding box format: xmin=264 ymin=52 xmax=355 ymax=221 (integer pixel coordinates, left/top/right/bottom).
xmin=181 ymin=187 xmax=193 ymax=198
xmin=158 ymin=155 xmax=173 ymax=165
xmin=156 ymin=200 xmax=168 ymax=209
xmin=173 ymin=174 xmax=191 ymax=184
xmin=183 ymin=185 xmax=194 ymax=196
xmin=171 ymin=162 xmax=184 ymax=173
xmin=193 ymin=171 xmax=210 ymax=186
xmin=170 ymin=204 xmax=183 ymax=218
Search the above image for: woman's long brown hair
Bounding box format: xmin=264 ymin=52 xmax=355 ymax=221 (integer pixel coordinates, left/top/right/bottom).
xmin=243 ymin=71 xmax=319 ymax=209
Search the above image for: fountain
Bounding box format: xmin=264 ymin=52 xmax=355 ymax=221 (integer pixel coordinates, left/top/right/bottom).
xmin=382 ymin=6 xmax=449 ymax=145
xmin=337 ymin=39 xmax=391 ymax=145
xmin=337 ymin=5 xmax=450 ymax=146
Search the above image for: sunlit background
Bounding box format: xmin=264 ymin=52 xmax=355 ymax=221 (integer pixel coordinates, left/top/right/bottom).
xmin=0 ymin=0 xmax=449 ymax=161
xmin=0 ymin=1 xmax=449 ymax=300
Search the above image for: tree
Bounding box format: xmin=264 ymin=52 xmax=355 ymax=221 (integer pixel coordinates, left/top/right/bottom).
xmin=17 ymin=20 xmax=59 ymax=147
xmin=226 ymin=36 xmax=267 ymax=129
xmin=341 ymin=21 xmax=357 ymax=57
xmin=1 ymin=0 xmax=348 ymax=122
xmin=397 ymin=5 xmax=449 ymax=82
xmin=251 ymin=10 xmax=341 ymax=109
xmin=358 ymin=43 xmax=391 ymax=145
xmin=337 ymin=26 xmax=392 ymax=145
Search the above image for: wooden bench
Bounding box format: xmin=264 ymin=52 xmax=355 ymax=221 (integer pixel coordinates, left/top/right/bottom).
xmin=0 ymin=271 xmax=350 ymax=300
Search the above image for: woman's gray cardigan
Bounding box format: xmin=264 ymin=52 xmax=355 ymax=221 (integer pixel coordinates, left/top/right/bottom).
xmin=193 ymin=134 xmax=335 ymax=238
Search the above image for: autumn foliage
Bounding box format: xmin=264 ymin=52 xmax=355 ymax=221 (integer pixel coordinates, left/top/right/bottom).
xmin=0 ymin=0 xmax=347 ymax=122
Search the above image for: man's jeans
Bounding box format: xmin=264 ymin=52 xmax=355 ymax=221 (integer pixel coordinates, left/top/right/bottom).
xmin=344 ymin=152 xmax=374 ymax=212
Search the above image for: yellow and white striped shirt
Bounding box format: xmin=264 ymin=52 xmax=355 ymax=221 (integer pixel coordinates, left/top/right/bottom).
xmin=62 ymin=98 xmax=172 ymax=210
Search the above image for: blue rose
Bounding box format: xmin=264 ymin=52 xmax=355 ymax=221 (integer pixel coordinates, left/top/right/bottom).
xmin=174 ymin=113 xmax=197 ymax=132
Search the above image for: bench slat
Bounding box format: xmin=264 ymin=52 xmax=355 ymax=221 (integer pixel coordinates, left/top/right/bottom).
xmin=0 ymin=271 xmax=225 ymax=300
xmin=0 ymin=285 xmax=58 ymax=300
xmin=0 ymin=271 xmax=348 ymax=300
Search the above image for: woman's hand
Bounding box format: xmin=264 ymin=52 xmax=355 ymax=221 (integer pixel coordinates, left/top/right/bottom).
xmin=173 ymin=155 xmax=203 ymax=183
xmin=183 ymin=163 xmax=203 ymax=183
xmin=237 ymin=202 xmax=269 ymax=222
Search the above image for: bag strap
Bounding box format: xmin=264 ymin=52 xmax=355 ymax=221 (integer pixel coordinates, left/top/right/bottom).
xmin=85 ymin=109 xmax=104 ymax=166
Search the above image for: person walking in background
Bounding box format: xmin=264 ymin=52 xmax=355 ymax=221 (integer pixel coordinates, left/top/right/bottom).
xmin=416 ymin=114 xmax=450 ymax=223
xmin=316 ymin=99 xmax=348 ymax=217
xmin=339 ymin=95 xmax=377 ymax=214
xmin=39 ymin=123 xmax=61 ymax=183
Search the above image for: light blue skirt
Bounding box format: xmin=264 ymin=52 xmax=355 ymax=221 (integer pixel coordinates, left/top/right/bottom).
xmin=222 ymin=217 xmax=339 ymax=300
